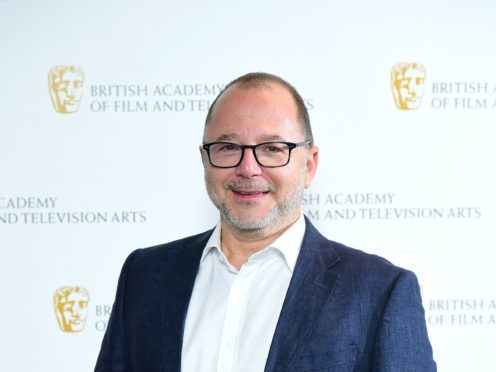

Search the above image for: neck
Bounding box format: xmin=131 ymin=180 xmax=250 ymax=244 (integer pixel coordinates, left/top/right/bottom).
xmin=220 ymin=213 xmax=300 ymax=270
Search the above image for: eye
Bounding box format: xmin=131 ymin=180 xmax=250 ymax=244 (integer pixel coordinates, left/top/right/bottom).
xmin=257 ymin=143 xmax=288 ymax=156
xmin=212 ymin=143 xmax=239 ymax=153
xmin=266 ymin=146 xmax=282 ymax=153
xmin=258 ymin=143 xmax=287 ymax=154
xmin=221 ymin=144 xmax=237 ymax=151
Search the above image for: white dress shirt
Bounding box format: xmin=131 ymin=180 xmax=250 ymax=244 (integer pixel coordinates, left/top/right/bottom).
xmin=181 ymin=214 xmax=306 ymax=372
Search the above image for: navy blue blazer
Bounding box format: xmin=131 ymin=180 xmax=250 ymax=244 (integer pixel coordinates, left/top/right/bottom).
xmin=95 ymin=218 xmax=436 ymax=371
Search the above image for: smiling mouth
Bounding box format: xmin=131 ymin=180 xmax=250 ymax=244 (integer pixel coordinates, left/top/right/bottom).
xmin=234 ymin=190 xmax=268 ymax=195
xmin=230 ymin=189 xmax=270 ymax=201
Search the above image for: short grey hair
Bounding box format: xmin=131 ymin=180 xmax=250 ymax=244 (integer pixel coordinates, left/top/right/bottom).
xmin=204 ymin=72 xmax=313 ymax=145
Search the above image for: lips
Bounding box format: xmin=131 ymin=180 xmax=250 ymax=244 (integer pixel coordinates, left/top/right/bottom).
xmin=234 ymin=190 xmax=267 ymax=195
xmin=226 ymin=181 xmax=273 ymax=202
xmin=230 ymin=189 xmax=268 ymax=202
xmin=225 ymin=180 xmax=274 ymax=193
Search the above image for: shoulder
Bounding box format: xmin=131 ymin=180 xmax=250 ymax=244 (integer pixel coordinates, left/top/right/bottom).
xmin=304 ymin=223 xmax=424 ymax=317
xmin=304 ymin=217 xmax=411 ymax=282
xmin=124 ymin=229 xmax=214 ymax=268
xmin=330 ymin=240 xmax=421 ymax=295
xmin=333 ymin=241 xmax=403 ymax=276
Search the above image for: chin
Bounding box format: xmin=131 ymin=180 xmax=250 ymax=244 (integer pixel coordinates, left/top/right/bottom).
xmin=224 ymin=210 xmax=275 ymax=231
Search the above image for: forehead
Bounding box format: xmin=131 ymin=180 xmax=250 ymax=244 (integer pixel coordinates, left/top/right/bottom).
xmin=205 ymin=83 xmax=302 ymax=141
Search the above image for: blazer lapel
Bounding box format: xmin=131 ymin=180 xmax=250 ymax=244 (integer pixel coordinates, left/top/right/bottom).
xmin=155 ymin=230 xmax=212 ymax=372
xmin=264 ymin=218 xmax=341 ymax=372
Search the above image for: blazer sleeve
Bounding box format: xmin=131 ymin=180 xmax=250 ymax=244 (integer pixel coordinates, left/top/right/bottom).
xmin=94 ymin=249 xmax=141 ymax=372
xmin=372 ymin=270 xmax=437 ymax=372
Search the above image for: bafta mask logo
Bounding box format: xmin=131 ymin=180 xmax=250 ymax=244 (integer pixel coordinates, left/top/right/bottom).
xmin=391 ymin=62 xmax=426 ymax=110
xmin=54 ymin=286 xmax=90 ymax=333
xmin=48 ymin=65 xmax=85 ymax=113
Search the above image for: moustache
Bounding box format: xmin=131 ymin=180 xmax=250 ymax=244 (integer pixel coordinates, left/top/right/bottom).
xmin=224 ymin=180 xmax=276 ymax=193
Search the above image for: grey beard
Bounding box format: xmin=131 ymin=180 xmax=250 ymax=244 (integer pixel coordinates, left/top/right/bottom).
xmin=205 ymin=172 xmax=306 ymax=234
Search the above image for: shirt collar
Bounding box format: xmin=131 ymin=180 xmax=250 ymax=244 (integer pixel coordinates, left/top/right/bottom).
xmin=200 ymin=223 xmax=222 ymax=263
xmin=201 ymin=213 xmax=306 ymax=273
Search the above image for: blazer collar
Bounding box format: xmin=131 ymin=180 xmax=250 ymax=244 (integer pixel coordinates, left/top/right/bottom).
xmin=159 ymin=229 xmax=213 ymax=372
xmin=161 ymin=218 xmax=340 ymax=372
xmin=264 ymin=217 xmax=341 ymax=372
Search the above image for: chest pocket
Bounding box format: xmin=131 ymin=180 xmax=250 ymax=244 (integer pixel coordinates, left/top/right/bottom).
xmin=298 ymin=343 xmax=357 ymax=372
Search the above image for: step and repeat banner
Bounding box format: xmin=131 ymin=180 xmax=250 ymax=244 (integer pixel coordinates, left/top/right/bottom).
xmin=1 ymin=0 xmax=495 ymax=371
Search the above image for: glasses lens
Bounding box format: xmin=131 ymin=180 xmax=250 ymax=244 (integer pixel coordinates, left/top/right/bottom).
xmin=255 ymin=143 xmax=290 ymax=167
xmin=207 ymin=142 xmax=293 ymax=167
xmin=209 ymin=143 xmax=242 ymax=167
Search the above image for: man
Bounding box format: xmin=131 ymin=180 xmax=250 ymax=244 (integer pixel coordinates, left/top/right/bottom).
xmin=95 ymin=72 xmax=436 ymax=371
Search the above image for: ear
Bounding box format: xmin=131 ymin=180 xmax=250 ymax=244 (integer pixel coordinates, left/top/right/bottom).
xmin=199 ymin=145 xmax=207 ymax=167
xmin=304 ymin=145 xmax=319 ymax=188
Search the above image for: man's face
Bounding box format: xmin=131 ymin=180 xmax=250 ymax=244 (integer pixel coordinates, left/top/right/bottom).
xmin=57 ymin=291 xmax=89 ymax=332
xmin=52 ymin=71 xmax=84 ymax=113
xmin=395 ymin=68 xmax=425 ymax=109
xmin=202 ymin=84 xmax=318 ymax=234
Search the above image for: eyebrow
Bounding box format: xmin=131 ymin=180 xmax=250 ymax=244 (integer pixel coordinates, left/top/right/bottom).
xmin=215 ymin=133 xmax=239 ymax=141
xmin=214 ymin=133 xmax=287 ymax=142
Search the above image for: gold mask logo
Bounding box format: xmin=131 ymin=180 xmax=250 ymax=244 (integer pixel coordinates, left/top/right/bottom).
xmin=391 ymin=62 xmax=426 ymax=110
xmin=54 ymin=286 xmax=90 ymax=333
xmin=48 ymin=66 xmax=85 ymax=113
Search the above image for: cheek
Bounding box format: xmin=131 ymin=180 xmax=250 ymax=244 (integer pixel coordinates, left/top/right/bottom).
xmin=270 ymin=170 xmax=299 ymax=192
xmin=205 ymin=169 xmax=227 ymax=190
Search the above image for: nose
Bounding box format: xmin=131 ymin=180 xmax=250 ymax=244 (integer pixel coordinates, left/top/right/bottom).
xmin=236 ymin=147 xmax=263 ymax=178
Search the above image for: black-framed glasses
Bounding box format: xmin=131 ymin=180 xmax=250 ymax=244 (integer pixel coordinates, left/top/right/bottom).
xmin=202 ymin=141 xmax=311 ymax=168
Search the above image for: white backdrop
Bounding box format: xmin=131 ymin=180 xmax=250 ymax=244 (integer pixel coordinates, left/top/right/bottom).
xmin=1 ymin=0 xmax=495 ymax=371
